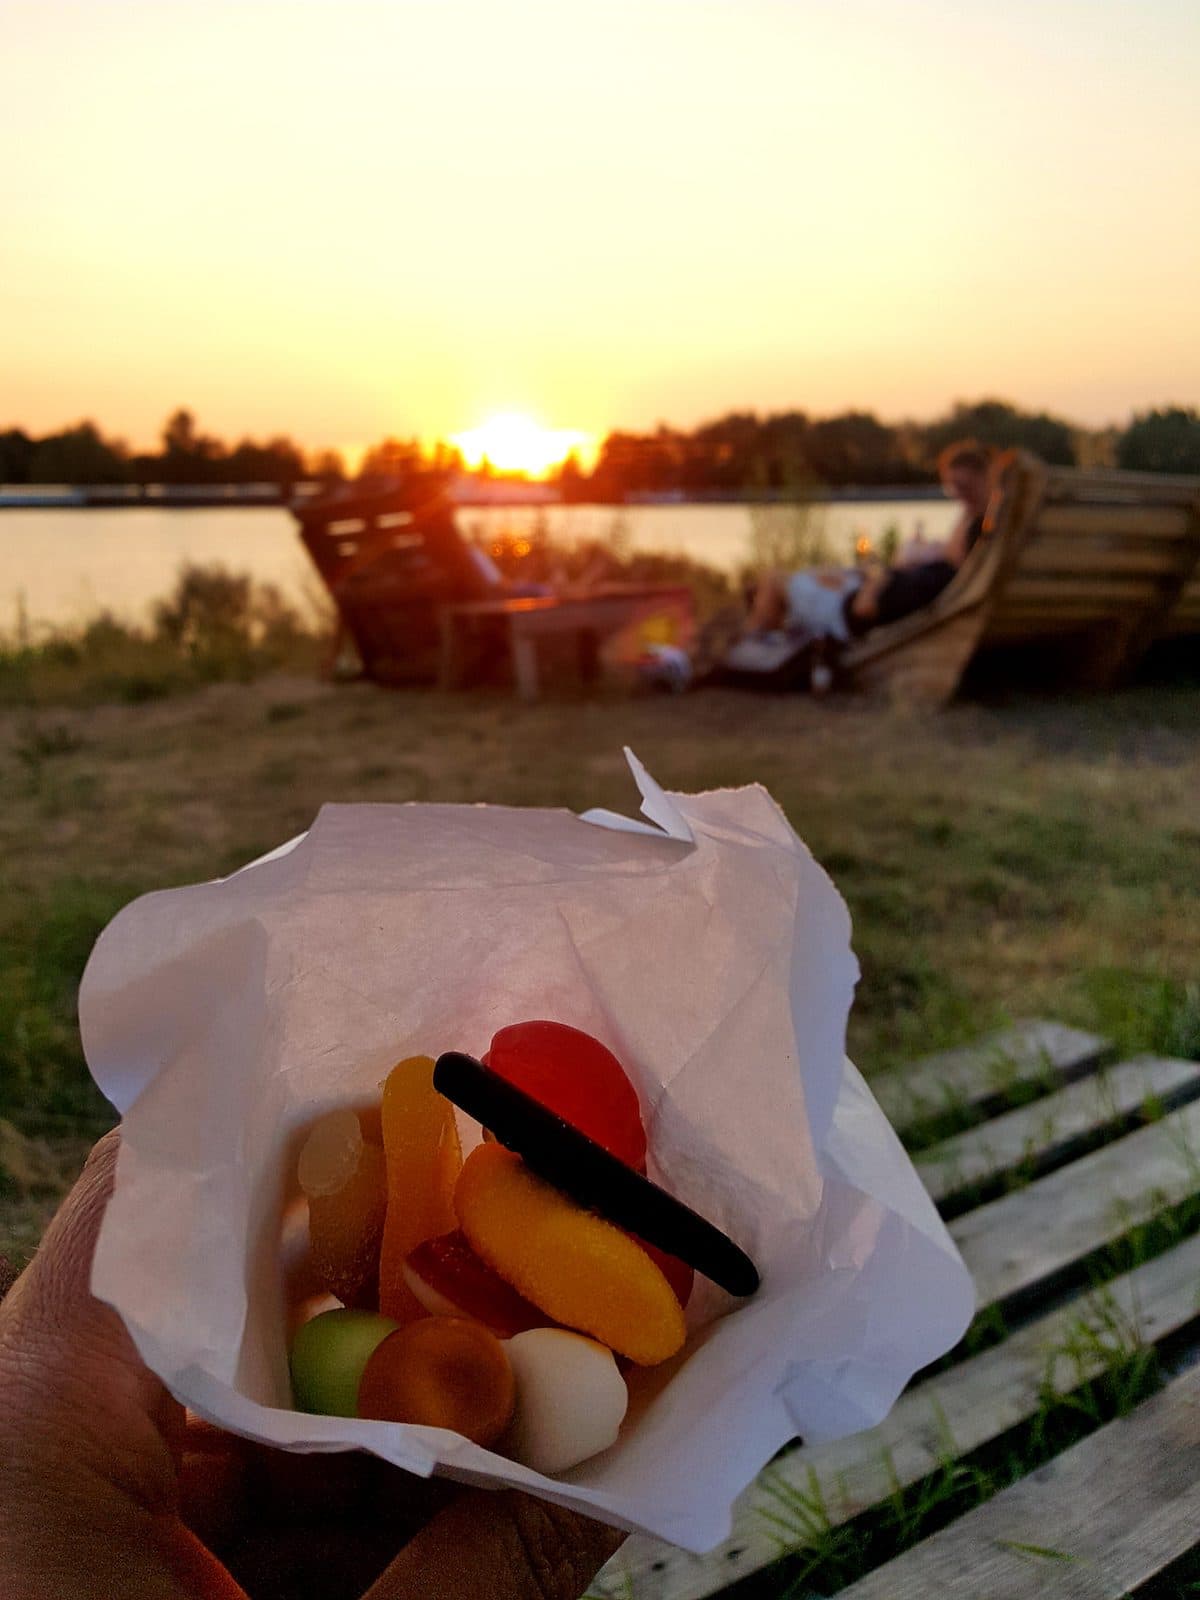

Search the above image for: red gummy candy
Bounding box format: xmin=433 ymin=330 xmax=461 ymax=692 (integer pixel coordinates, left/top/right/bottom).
xmin=403 ymin=1229 xmax=545 ymax=1338
xmin=487 ymin=1021 xmax=647 ymax=1170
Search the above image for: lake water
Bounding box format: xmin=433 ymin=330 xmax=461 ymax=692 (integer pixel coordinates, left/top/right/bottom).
xmin=0 ymin=498 xmax=955 ymax=632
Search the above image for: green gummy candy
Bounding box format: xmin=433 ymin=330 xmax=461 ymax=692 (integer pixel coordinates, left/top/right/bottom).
xmin=289 ymin=1308 xmax=399 ymax=1417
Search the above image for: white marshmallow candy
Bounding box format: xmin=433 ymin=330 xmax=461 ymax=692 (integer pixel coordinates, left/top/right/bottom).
xmin=503 ymin=1328 xmax=628 ymax=1474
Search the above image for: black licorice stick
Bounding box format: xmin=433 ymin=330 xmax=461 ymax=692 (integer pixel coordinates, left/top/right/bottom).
xmin=433 ymin=1051 xmax=760 ymax=1298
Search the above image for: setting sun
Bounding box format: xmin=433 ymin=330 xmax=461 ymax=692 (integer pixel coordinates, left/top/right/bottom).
xmin=450 ymin=413 xmax=594 ymax=478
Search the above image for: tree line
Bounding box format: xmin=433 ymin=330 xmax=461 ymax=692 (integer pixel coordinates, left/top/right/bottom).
xmin=2 ymin=399 xmax=1198 ymax=496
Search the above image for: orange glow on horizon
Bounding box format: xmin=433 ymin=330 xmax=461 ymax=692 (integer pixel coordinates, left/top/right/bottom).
xmin=0 ymin=3 xmax=1196 ymax=445
xmin=449 ymin=414 xmax=595 ymax=479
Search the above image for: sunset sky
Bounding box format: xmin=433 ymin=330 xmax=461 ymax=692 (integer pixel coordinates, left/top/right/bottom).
xmin=3 ymin=0 xmax=1198 ymax=462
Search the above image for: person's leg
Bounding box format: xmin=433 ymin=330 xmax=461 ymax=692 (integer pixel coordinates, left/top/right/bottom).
xmin=809 ymin=635 xmax=836 ymax=697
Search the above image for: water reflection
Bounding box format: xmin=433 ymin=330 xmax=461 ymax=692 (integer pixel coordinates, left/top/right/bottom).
xmin=0 ymin=500 xmax=954 ymax=631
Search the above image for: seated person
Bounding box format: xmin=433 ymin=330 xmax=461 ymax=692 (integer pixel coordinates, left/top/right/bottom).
xmin=745 ymin=440 xmax=995 ymax=643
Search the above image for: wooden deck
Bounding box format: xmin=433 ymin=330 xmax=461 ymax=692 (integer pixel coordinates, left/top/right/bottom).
xmin=591 ymin=1020 xmax=1200 ymax=1599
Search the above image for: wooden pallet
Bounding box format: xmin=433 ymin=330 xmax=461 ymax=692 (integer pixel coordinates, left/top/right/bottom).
xmin=591 ymin=1020 xmax=1200 ymax=1600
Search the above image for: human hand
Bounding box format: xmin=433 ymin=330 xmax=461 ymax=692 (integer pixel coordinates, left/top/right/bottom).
xmin=0 ymin=1130 xmax=625 ymax=1599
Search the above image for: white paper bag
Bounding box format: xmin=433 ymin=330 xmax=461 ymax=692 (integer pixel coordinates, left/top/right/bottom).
xmin=81 ymin=753 xmax=973 ymax=1553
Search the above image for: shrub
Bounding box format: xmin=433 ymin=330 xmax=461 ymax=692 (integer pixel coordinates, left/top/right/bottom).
xmin=0 ymin=565 xmax=323 ymax=706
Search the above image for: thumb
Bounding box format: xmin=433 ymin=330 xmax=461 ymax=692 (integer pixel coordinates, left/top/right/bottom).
xmin=362 ymin=1489 xmax=624 ymax=1600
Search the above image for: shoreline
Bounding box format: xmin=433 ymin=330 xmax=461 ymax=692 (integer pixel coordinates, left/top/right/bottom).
xmin=0 ymin=485 xmax=949 ymax=512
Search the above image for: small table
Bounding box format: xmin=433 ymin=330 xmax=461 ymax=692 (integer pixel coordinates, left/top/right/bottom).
xmin=439 ymin=586 xmax=694 ymax=700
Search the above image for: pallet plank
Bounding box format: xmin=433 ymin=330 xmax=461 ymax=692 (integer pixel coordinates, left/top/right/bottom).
xmin=872 ymin=1021 xmax=1109 ymax=1133
xmin=1004 ymin=576 xmax=1162 ymax=605
xmin=1037 ymin=504 xmax=1196 ymax=536
xmin=1042 ymin=474 xmax=1200 ymax=504
xmin=916 ymin=1055 xmax=1200 ymax=1204
xmin=1019 ymin=541 xmax=1186 ymax=576
xmin=837 ymin=1359 xmax=1200 ymax=1600
xmin=590 ymin=1232 xmax=1200 ymax=1600
xmin=953 ymin=1100 xmax=1200 ymax=1308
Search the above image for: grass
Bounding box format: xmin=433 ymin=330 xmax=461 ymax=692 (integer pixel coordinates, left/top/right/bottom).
xmin=2 ymin=584 xmax=1199 ymax=1595
xmin=1 ymin=660 xmax=1198 ymax=1263
xmin=736 ymin=1350 xmax=1165 ymax=1599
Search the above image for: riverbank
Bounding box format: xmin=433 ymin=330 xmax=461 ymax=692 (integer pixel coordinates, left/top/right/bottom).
xmin=2 ymin=671 xmax=1197 ymax=1264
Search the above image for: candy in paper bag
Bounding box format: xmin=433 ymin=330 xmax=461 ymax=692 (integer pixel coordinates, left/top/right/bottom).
xmin=82 ymin=754 xmax=973 ymax=1552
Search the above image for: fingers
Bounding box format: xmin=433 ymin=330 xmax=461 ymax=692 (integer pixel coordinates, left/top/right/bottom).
xmin=362 ymin=1490 xmax=625 ymax=1600
xmin=181 ymin=1440 xmax=454 ymax=1600
xmin=5 ymin=1142 xmax=626 ymax=1600
xmin=3 ymin=1127 xmax=120 ymax=1329
xmin=221 ymin=1525 xmax=404 ymax=1600
xmin=0 ymin=1131 xmax=219 ymax=1596
xmin=210 ymin=1467 xmax=622 ymax=1600
xmin=177 ymin=1417 xmax=254 ymax=1552
xmin=0 ymin=1128 xmax=184 ymax=1508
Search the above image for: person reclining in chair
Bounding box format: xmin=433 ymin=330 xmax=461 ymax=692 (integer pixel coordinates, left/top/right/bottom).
xmin=745 ymin=440 xmax=996 ymax=646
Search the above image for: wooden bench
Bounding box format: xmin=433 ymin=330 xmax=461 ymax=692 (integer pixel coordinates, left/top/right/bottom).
xmin=438 ymin=586 xmax=695 ymax=700
xmin=591 ymin=1019 xmax=1200 ymax=1599
xmin=844 ymin=454 xmax=1200 ymax=705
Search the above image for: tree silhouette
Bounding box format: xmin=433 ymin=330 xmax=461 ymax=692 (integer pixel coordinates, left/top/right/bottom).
xmin=28 ymin=422 xmax=128 ymax=484
xmin=7 ymin=398 xmax=1193 ymax=493
xmin=159 ymin=408 xmax=223 ymax=483
xmin=308 ymin=449 xmax=346 ymax=484
xmin=224 ymin=436 xmax=305 ymax=485
xmin=924 ymin=399 xmax=1076 ymax=466
xmin=0 ymin=428 xmax=37 ymax=483
xmin=357 ymin=436 xmax=426 ymax=480
xmin=1117 ymin=407 xmax=1200 ymax=474
xmin=553 ymin=450 xmax=588 ymax=502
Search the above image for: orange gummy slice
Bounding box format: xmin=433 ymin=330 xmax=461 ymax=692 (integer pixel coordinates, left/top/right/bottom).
xmin=356 ymin=1315 xmax=515 ymax=1446
xmin=378 ymin=1055 xmax=463 ymax=1322
xmin=454 ymin=1143 xmax=687 ymax=1365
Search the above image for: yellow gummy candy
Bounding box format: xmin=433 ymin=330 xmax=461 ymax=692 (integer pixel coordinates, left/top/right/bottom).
xmin=298 ymin=1108 xmax=388 ymax=1307
xmin=378 ymin=1055 xmax=462 ymax=1322
xmin=454 ymin=1143 xmax=686 ymax=1366
xmin=308 ymin=1139 xmax=387 ymax=1307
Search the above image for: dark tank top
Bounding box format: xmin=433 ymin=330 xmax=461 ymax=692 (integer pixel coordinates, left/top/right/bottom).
xmin=868 ymin=514 xmax=984 ymax=629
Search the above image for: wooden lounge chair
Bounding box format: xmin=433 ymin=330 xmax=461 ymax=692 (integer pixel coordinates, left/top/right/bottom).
xmin=843 ymin=451 xmax=1200 ymax=705
xmin=593 ymin=1019 xmax=1200 ymax=1600
xmin=294 ymin=477 xmax=501 ymax=684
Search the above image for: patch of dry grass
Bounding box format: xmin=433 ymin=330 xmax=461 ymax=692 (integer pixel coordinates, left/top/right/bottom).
xmin=2 ymin=673 xmax=1198 ymax=1264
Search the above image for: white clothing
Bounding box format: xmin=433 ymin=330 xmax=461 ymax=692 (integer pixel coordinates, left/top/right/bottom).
xmin=784 ymin=569 xmax=862 ymax=643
